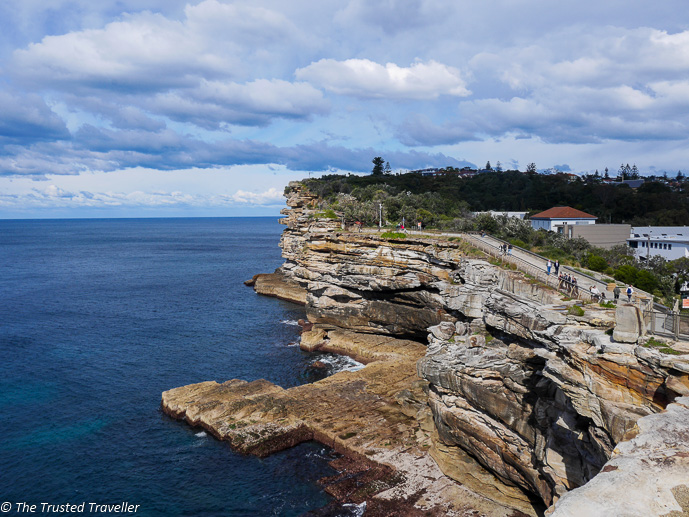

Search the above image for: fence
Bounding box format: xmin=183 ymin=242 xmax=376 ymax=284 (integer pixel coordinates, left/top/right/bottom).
xmin=459 ymin=232 xmax=601 ymax=304
xmin=365 ymin=227 xmax=681 ymax=338
xmin=644 ymin=306 xmax=689 ymax=340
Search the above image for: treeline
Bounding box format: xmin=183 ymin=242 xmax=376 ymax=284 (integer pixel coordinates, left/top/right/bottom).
xmin=300 ymin=171 xmax=689 ymax=304
xmin=303 ymin=171 xmax=689 ymax=226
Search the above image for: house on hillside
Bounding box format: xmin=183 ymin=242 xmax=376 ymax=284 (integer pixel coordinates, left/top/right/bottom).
xmin=529 ymin=206 xmax=597 ymax=232
xmin=411 ymin=167 xmax=441 ymax=176
xmin=628 ymin=226 xmax=689 ymax=261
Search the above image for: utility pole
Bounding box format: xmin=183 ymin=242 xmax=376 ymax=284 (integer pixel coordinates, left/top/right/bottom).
xmin=647 ymin=235 xmax=650 ymax=261
xmin=379 ymin=203 xmax=382 ymax=229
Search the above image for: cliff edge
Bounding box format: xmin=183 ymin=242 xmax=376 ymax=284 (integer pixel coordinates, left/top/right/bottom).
xmin=164 ymin=182 xmax=689 ymax=516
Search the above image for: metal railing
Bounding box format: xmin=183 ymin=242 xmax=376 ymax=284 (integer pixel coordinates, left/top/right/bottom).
xmin=361 ymin=226 xmax=681 ymax=337
xmin=643 ymin=306 xmax=689 ymax=339
xmin=459 ymin=232 xmax=600 ymax=304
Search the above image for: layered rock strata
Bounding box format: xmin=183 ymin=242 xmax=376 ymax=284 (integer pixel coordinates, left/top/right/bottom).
xmin=162 ymin=329 xmax=535 ymax=516
xmin=166 ymin=182 xmax=689 ymax=515
xmin=272 ymin=183 xmax=689 ymax=511
xmin=548 ymin=396 xmax=689 ymax=516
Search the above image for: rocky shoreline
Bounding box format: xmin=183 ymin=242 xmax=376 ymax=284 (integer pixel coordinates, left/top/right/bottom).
xmin=162 ymin=182 xmax=689 ymax=516
xmin=162 ymin=321 xmax=536 ymax=516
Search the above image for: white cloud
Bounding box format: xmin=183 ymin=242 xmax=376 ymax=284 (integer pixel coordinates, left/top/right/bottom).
xmin=12 ymin=0 xmax=304 ymax=91
xmin=152 ymin=79 xmax=329 ymax=128
xmin=296 ymin=59 xmax=470 ymax=100
xmin=230 ymin=187 xmax=284 ymax=205
xmin=6 ymin=0 xmax=689 ymax=216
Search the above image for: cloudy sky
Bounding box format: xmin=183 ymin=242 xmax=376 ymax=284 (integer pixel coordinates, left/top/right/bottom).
xmin=1 ymin=0 xmax=688 ymax=217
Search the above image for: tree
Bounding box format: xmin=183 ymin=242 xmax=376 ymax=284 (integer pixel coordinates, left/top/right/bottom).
xmin=526 ymin=163 xmax=537 ymax=174
xmin=384 ymin=161 xmax=392 ymax=175
xmin=631 ymin=164 xmax=639 ymax=179
xmin=495 ymin=161 xmax=503 ymax=172
xmin=372 ymin=157 xmax=385 ymax=176
xmin=485 ymin=161 xmax=492 ymax=170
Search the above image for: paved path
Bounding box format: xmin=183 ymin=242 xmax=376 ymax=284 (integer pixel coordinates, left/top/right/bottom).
xmin=362 ymin=227 xmax=623 ymax=305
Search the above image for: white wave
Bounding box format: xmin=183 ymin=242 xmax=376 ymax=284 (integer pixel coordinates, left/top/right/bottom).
xmin=313 ymin=354 xmax=365 ymax=373
xmin=286 ymin=341 xmax=300 ymax=347
xmin=280 ymin=319 xmax=301 ymax=326
xmin=342 ymin=501 xmax=366 ymax=517
xmin=195 ymin=431 xmax=207 ymax=438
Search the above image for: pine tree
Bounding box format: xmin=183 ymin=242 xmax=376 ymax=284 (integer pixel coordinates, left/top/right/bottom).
xmin=372 ymin=157 xmax=385 ymax=176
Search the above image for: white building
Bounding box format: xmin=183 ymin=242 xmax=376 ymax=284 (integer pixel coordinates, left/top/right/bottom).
xmin=474 ymin=211 xmax=528 ymax=219
xmin=627 ymin=226 xmax=689 ymax=261
xmin=529 ymin=206 xmax=597 ymax=232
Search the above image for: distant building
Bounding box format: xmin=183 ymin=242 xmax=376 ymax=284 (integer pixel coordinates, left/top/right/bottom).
xmin=529 ymin=206 xmax=597 ymax=232
xmin=609 ymin=179 xmax=645 ymax=189
xmin=571 ymin=224 xmax=631 ymax=249
xmin=411 ymin=167 xmax=441 ymax=176
xmin=628 ymin=226 xmax=689 ymax=261
xmin=475 ymin=211 xmax=528 ymax=219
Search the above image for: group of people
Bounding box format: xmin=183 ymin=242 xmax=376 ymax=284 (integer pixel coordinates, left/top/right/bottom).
xmin=615 ymin=284 xmax=634 ymax=303
xmin=499 ymin=243 xmax=512 ymax=256
xmin=589 ymin=284 xmax=603 ymax=301
xmin=558 ymin=272 xmax=579 ymax=296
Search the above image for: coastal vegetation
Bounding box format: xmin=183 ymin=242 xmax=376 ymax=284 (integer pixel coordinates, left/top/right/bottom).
xmin=302 ymin=171 xmax=689 ymax=305
xmin=304 ymin=170 xmax=689 ymax=226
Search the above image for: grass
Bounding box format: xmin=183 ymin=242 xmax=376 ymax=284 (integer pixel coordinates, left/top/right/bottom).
xmin=381 ymin=231 xmax=406 ymax=239
xmin=643 ymin=337 xmax=682 ymax=355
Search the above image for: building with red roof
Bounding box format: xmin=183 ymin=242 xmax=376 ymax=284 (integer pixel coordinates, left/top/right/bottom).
xmin=530 ymin=206 xmax=597 ymax=232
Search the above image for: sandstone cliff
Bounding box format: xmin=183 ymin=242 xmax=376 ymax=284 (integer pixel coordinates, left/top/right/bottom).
xmin=165 ymin=182 xmax=689 ymax=515
xmin=273 ymin=182 xmax=689 ymax=511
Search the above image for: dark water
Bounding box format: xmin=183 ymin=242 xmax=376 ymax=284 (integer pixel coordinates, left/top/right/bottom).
xmin=0 ymin=218 xmax=341 ymax=516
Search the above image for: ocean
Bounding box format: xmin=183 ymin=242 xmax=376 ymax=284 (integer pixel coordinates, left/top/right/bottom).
xmin=0 ymin=217 xmax=352 ymax=516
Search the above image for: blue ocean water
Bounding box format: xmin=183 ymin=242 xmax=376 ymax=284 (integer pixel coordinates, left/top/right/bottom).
xmin=0 ymin=218 xmax=339 ymax=516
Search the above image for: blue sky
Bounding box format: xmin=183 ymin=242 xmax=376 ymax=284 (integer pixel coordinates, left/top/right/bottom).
xmin=1 ymin=0 xmax=689 ymax=217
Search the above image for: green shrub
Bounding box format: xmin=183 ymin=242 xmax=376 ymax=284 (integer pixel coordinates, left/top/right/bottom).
xmin=568 ymin=305 xmax=585 ymax=317
xmin=613 ymin=264 xmax=639 ymax=285
xmin=315 ymin=209 xmax=338 ymax=219
xmin=599 ymin=301 xmax=616 ymax=308
xmin=587 ymin=254 xmax=608 ymax=272
xmin=509 ymin=239 xmax=527 ymax=249
xmin=635 ymin=270 xmax=659 ymax=292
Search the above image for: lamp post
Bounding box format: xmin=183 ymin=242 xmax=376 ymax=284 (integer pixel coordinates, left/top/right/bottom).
xmin=379 ymin=203 xmax=382 ymax=229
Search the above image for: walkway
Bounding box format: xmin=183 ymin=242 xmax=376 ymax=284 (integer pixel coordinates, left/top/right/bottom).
xmin=361 ymin=227 xmax=647 ymax=307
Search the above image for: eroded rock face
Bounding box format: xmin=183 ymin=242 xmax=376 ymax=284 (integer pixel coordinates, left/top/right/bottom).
xmin=185 ymin=183 xmax=689 ymax=514
xmin=274 ymin=183 xmax=689 ymax=510
xmin=417 ymin=264 xmax=689 ymax=507
xmin=548 ymin=396 xmax=689 ymax=517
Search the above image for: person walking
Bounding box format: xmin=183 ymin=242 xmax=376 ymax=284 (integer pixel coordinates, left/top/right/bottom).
xmin=507 ymin=244 xmax=512 ymax=256
xmin=554 ymin=260 xmax=559 ymax=275
xmin=546 ymin=260 xmax=552 ymax=276
xmin=613 ymin=285 xmax=620 ymax=303
xmin=626 ymin=284 xmax=634 ymax=303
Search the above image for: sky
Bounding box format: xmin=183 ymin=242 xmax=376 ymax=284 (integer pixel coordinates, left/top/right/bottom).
xmin=1 ymin=0 xmax=689 ymax=218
